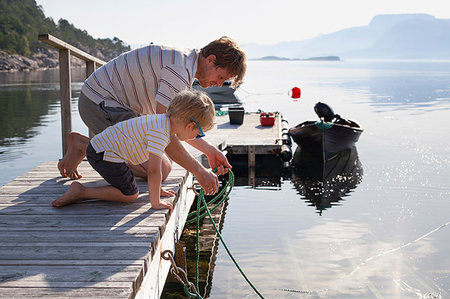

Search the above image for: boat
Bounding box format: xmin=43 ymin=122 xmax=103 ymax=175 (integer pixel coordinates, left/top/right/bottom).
xmin=288 ymin=102 xmax=363 ymax=161
xmin=291 ymin=146 xmax=363 ymax=215
xmin=191 ymin=79 xmax=242 ymax=109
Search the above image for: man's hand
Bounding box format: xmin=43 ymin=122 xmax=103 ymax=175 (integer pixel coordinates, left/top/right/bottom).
xmin=195 ymin=168 xmax=219 ymax=196
xmin=205 ymin=147 xmax=232 ymax=175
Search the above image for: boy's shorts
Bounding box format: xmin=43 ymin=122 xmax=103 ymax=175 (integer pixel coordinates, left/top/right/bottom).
xmin=78 ymin=92 xmax=139 ymax=135
xmin=86 ymin=143 xmax=139 ymax=196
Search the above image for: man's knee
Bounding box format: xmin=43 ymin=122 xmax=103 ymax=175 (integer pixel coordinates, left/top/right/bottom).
xmin=123 ymin=191 xmax=139 ymax=203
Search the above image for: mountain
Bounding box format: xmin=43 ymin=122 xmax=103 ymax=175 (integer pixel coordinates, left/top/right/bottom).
xmin=243 ymin=14 xmax=450 ymax=60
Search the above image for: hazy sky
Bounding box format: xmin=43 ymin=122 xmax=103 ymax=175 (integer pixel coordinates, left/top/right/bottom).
xmin=36 ymin=0 xmax=449 ymax=49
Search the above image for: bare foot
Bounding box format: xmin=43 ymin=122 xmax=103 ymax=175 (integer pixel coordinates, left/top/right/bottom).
xmin=52 ymin=181 xmax=84 ymax=207
xmin=58 ymin=132 xmax=90 ymax=180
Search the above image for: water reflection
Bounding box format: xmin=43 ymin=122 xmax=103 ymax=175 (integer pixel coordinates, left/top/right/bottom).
xmin=291 ymin=146 xmax=363 ymax=215
xmin=0 ymin=69 xmax=86 ymax=147
xmin=162 ymin=193 xmax=229 ymax=298
xmin=0 ymin=86 xmax=59 ymax=146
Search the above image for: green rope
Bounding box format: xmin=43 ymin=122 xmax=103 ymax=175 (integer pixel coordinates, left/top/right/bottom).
xmin=190 ymin=169 xmax=265 ymax=299
xmin=185 ymin=171 xmax=234 ymax=225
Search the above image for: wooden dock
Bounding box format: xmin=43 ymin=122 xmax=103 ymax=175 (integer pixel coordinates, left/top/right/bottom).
xmin=0 ymin=113 xmax=284 ymax=298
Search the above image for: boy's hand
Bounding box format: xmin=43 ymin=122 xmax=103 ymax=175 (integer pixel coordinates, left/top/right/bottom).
xmin=152 ymin=200 xmax=173 ymax=211
xmin=161 ymin=188 xmax=176 ymax=197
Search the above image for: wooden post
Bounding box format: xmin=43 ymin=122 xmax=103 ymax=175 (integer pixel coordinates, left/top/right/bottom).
xmin=59 ymin=48 xmax=72 ymax=156
xmin=85 ymin=60 xmax=96 ymax=78
xmin=85 ymin=60 xmax=96 ymax=138
xmin=38 ymin=34 xmax=107 ymax=153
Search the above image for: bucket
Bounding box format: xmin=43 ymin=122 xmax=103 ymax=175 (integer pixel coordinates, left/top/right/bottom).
xmin=228 ymin=106 xmax=245 ymax=125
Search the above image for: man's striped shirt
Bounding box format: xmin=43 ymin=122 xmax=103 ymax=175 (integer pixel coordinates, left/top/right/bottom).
xmin=81 ymin=45 xmax=199 ymax=115
xmin=90 ymin=114 xmax=171 ymax=165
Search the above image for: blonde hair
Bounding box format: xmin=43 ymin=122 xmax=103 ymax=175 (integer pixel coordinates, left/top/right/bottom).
xmin=166 ymin=90 xmax=215 ymax=131
xmin=200 ymin=36 xmax=246 ymax=88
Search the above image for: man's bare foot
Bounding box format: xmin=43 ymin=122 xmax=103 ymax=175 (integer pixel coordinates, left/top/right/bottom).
xmin=58 ymin=132 xmax=90 ymax=180
xmin=52 ymin=181 xmax=84 ymax=207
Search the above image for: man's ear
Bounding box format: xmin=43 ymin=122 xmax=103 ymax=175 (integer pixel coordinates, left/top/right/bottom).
xmin=206 ymin=54 xmax=216 ymax=65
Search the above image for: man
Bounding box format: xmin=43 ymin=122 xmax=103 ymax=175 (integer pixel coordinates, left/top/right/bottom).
xmin=58 ymin=36 xmax=246 ymax=195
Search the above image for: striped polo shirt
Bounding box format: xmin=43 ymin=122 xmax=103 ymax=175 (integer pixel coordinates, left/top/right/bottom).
xmin=90 ymin=114 xmax=171 ymax=165
xmin=81 ymin=45 xmax=199 ymax=115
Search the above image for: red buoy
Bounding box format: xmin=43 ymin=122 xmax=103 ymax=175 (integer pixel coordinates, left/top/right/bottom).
xmin=291 ymin=87 xmax=301 ymax=99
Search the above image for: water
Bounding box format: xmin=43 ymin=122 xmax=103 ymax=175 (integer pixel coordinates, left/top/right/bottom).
xmin=0 ymin=68 xmax=87 ymax=186
xmin=1 ymin=61 xmax=450 ymax=298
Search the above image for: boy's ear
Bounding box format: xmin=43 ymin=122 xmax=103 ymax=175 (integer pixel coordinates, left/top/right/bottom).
xmin=186 ymin=121 xmax=195 ymax=130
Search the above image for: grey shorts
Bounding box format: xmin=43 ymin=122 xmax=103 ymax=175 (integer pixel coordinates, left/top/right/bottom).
xmin=78 ymin=92 xmax=139 ymax=135
xmin=86 ymin=143 xmax=138 ymax=196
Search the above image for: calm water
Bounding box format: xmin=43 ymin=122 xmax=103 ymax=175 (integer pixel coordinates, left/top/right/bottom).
xmin=1 ymin=61 xmax=450 ymax=298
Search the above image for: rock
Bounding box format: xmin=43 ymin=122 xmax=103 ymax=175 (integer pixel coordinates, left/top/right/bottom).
xmin=1 ymin=48 xmax=86 ymax=72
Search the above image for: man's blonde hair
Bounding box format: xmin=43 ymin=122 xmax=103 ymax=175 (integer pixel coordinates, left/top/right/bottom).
xmin=167 ymin=90 xmax=215 ymax=131
xmin=200 ymin=36 xmax=246 ymax=88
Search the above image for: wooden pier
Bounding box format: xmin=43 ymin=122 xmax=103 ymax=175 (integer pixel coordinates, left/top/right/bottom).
xmin=0 ymin=113 xmax=284 ymax=298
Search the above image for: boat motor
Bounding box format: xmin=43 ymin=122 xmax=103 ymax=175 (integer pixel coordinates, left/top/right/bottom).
xmin=314 ymin=102 xmax=335 ymax=122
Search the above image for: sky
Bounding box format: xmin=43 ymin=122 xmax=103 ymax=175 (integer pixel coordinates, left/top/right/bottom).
xmin=35 ymin=0 xmax=450 ymax=49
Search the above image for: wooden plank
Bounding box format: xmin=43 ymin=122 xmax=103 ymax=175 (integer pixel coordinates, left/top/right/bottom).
xmin=39 ymin=34 xmax=106 ymax=67
xmin=0 ymin=229 xmax=159 ymax=243
xmin=0 ymin=260 xmax=144 ymax=266
xmin=0 ymin=214 xmax=167 ymax=228
xmin=0 ymin=287 xmax=132 ymax=298
xmin=0 ymin=246 xmax=152 ymax=261
xmin=0 ymin=265 xmax=142 ymax=284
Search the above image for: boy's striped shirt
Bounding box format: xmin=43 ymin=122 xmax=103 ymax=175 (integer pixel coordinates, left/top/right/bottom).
xmin=90 ymin=114 xmax=171 ymax=165
xmin=81 ymin=45 xmax=199 ymax=115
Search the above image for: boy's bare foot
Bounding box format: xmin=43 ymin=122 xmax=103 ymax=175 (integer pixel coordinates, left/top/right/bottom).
xmin=58 ymin=132 xmax=90 ymax=180
xmin=52 ymin=181 xmax=84 ymax=207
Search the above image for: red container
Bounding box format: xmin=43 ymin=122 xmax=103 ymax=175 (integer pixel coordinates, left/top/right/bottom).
xmin=291 ymin=87 xmax=301 ymax=99
xmin=260 ymin=112 xmax=275 ymax=126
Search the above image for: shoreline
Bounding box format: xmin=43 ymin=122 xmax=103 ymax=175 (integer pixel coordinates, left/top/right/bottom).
xmin=0 ymin=49 xmax=86 ymax=72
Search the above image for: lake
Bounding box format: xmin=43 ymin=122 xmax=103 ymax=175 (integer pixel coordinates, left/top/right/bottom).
xmin=1 ymin=60 xmax=450 ymax=298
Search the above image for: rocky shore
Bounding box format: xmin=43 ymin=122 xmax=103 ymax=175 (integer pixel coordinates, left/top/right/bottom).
xmin=0 ymin=48 xmax=85 ymax=72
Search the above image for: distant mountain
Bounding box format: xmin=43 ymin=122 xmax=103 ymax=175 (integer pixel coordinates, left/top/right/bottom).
xmin=243 ymin=14 xmax=450 ymax=60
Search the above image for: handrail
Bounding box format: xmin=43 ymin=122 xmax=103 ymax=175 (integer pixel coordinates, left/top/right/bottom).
xmin=39 ymin=34 xmax=106 ymax=67
xmin=39 ymin=34 xmax=106 ymax=155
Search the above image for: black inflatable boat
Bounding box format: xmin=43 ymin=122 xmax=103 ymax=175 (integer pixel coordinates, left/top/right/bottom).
xmin=288 ymin=102 xmax=363 ymax=161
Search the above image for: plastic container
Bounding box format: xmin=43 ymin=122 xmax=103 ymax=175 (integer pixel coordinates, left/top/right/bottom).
xmin=228 ymin=106 xmax=245 ymax=125
xmin=260 ymin=112 xmax=275 ymax=126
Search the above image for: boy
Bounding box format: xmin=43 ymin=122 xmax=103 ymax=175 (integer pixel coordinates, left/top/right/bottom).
xmin=52 ymin=90 xmax=215 ymax=210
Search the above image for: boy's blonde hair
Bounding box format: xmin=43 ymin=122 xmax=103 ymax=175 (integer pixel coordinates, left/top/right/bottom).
xmin=167 ymin=90 xmax=215 ymax=131
xmin=200 ymin=36 xmax=246 ymax=88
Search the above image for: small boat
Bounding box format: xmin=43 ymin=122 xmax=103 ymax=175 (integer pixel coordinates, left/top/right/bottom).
xmin=288 ymin=102 xmax=363 ymax=161
xmin=192 ymin=79 xmax=242 ymax=109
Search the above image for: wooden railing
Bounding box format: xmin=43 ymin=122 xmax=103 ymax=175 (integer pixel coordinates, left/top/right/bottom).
xmin=38 ymin=34 xmax=106 ymax=156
